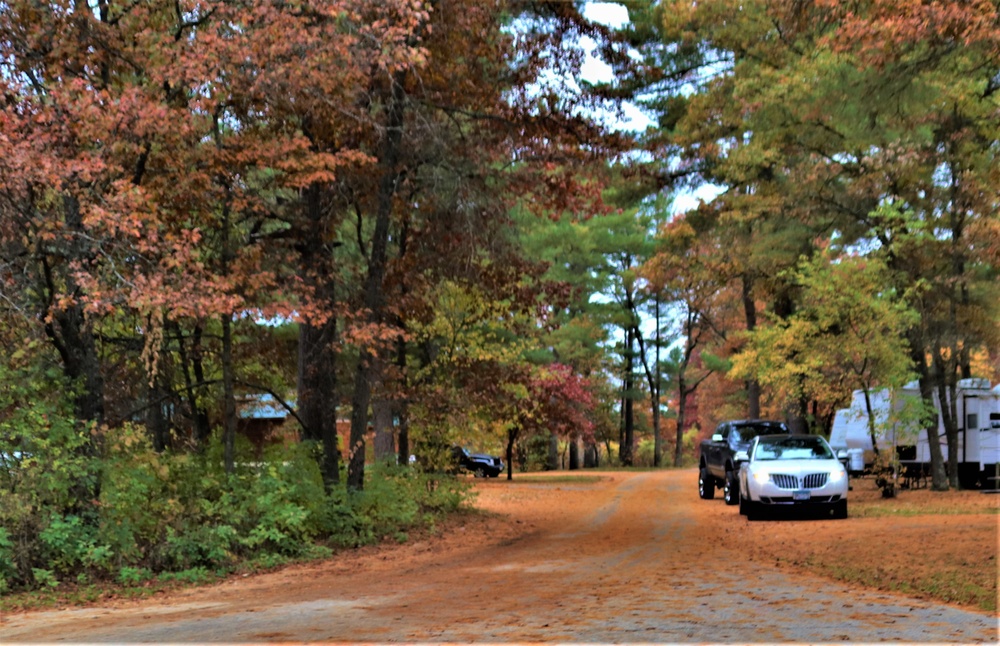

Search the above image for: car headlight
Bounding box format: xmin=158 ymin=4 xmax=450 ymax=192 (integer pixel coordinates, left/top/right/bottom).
xmin=752 ymin=471 xmax=770 ymax=484
xmin=829 ymin=468 xmax=847 ymax=483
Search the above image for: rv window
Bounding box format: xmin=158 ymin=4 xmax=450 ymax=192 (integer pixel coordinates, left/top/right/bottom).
xmin=967 ymin=414 xmax=979 ymax=430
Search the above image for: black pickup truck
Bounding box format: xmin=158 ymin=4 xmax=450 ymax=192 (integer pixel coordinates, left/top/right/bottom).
xmin=698 ymin=419 xmax=789 ymax=505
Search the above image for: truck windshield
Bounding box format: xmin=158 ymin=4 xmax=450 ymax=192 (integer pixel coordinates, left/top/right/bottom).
xmin=733 ymin=424 xmax=785 ymax=444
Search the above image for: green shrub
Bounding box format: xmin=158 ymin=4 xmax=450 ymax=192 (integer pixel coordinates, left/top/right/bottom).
xmin=30 ymin=568 xmax=58 ymax=589
xmin=98 ymin=424 xmax=189 ymax=565
xmin=0 ymin=527 xmax=14 ymax=593
xmin=157 ymin=567 xmax=215 ymax=585
xmin=116 ymin=566 xmax=152 ymax=586
xmin=38 ymin=514 xmax=101 ymax=576
xmin=230 ymin=442 xmax=327 ymax=556
xmin=160 ymin=523 xmax=237 ymax=570
xmin=0 ymin=358 xmax=100 ymax=590
xmin=1 ymin=391 xmax=474 ymax=595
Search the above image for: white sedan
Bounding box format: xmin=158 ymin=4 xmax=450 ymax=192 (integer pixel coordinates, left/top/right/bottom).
xmin=738 ymin=434 xmax=848 ymax=520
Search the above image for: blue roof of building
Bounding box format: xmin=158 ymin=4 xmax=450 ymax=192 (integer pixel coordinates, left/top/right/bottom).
xmin=239 ymin=394 xmax=290 ymax=419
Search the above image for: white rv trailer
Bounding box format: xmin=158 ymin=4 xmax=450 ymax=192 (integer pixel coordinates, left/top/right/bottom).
xmin=829 ymin=379 xmax=1000 ymax=488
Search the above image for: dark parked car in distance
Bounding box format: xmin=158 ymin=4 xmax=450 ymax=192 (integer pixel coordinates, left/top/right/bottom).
xmin=452 ymin=446 xmax=504 ymax=478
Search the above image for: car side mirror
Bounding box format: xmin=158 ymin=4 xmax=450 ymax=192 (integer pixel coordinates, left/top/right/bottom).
xmin=711 ymin=433 xmax=723 ymax=442
xmin=734 ymin=450 xmax=749 ymax=462
xmin=836 ymin=449 xmax=848 ymax=460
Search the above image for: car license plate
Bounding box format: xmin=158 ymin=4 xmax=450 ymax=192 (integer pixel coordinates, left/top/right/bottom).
xmin=793 ymin=489 xmax=811 ymax=501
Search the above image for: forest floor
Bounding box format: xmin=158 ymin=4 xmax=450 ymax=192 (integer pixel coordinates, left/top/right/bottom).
xmin=1 ymin=468 xmax=997 ymax=643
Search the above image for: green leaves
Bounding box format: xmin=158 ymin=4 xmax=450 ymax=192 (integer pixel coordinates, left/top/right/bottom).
xmin=731 ymin=251 xmax=918 ymax=410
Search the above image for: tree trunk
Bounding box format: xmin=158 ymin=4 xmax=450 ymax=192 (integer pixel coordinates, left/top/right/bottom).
xmin=506 ymin=427 xmax=517 ymax=480
xmin=372 ymin=393 xmax=396 ymax=463
xmin=741 ymin=273 xmax=760 ymax=419
xmin=546 ymin=432 xmax=559 ymax=471
xmin=146 ymin=362 xmax=170 ymax=452
xmin=934 ymin=365 xmax=960 ymax=490
xmin=42 ymin=194 xmax=105 ymax=429
xmin=652 ymin=295 xmax=663 ymax=467
xmin=296 ymin=183 xmax=340 ymax=486
xmin=395 ymin=336 xmax=410 ymax=466
xmin=175 ymin=322 xmax=211 ymax=447
xmin=222 ymin=313 xmax=236 ymax=474
xmin=862 ymin=387 xmax=880 ymax=456
xmin=620 ymin=326 xmax=635 ymax=466
xmin=916 ymin=369 xmax=948 ymax=491
xmin=298 ymin=318 xmax=339 ymax=484
xmin=674 ymin=378 xmax=687 ymax=467
xmin=348 ymin=70 xmax=407 ymax=490
xmin=46 ymin=304 xmax=105 ymax=427
xmin=569 ymin=436 xmax=580 ymax=470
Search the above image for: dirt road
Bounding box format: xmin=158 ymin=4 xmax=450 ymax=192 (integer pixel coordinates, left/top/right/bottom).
xmin=2 ymin=470 xmax=997 ymax=643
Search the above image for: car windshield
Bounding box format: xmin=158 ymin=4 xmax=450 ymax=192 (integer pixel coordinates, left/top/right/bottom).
xmin=753 ymin=437 xmax=833 ymax=461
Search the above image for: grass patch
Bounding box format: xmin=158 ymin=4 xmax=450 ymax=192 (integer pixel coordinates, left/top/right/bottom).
xmin=850 ymin=504 xmax=1000 ymax=518
xmin=819 ymin=563 xmax=997 ymax=613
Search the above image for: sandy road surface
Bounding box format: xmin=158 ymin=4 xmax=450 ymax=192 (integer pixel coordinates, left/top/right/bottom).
xmin=1 ymin=470 xmax=997 ymax=643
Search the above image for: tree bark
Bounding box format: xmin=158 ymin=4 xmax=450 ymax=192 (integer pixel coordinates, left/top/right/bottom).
xmin=222 ymin=312 xmax=236 ymax=474
xmin=506 ymin=427 xmax=517 ymax=480
xmin=862 ymin=387 xmax=880 ymax=456
xmin=620 ymin=326 xmax=635 ymax=466
xmin=348 ymin=70 xmax=407 ymax=490
xmin=372 ymin=392 xmax=396 ymax=462
xmin=41 ymin=194 xmax=105 ymax=428
xmin=395 ymin=336 xmax=410 ymax=466
xmin=547 ymin=432 xmax=559 ymax=470
xmin=569 ymin=436 xmax=580 ymax=470
xmin=933 ymin=355 xmax=960 ymax=490
xmin=298 ymin=318 xmax=339 ymax=483
xmin=175 ymin=322 xmax=212 ymax=447
xmin=914 ymin=358 xmax=948 ymax=490
xmin=674 ymin=376 xmax=687 ymax=467
xmin=741 ymin=273 xmax=761 ymax=419
xmin=295 ymin=184 xmax=340 ymax=486
xmin=46 ymin=302 xmax=105 ymax=427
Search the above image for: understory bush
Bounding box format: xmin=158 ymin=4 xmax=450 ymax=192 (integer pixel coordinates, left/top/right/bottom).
xmin=0 ymin=405 xmax=473 ymax=594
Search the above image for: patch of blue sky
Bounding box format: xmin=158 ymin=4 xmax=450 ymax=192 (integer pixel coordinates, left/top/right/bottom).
xmin=581 ymin=3 xmax=724 ymax=217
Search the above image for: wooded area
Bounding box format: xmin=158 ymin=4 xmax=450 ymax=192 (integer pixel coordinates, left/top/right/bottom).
xmin=1 ymin=0 xmax=997 ymax=593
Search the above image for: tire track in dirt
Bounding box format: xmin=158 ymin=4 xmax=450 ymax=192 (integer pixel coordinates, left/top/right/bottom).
xmin=1 ymin=470 xmax=996 ymax=643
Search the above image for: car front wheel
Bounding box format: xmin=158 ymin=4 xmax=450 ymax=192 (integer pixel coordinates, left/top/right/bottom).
xmin=474 ymin=467 xmax=487 ymax=478
xmin=698 ymin=467 xmax=716 ymax=499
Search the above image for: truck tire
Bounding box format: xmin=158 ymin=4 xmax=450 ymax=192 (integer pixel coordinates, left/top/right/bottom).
xmin=723 ymin=470 xmax=739 ymax=506
xmin=698 ymin=466 xmax=716 ymax=499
